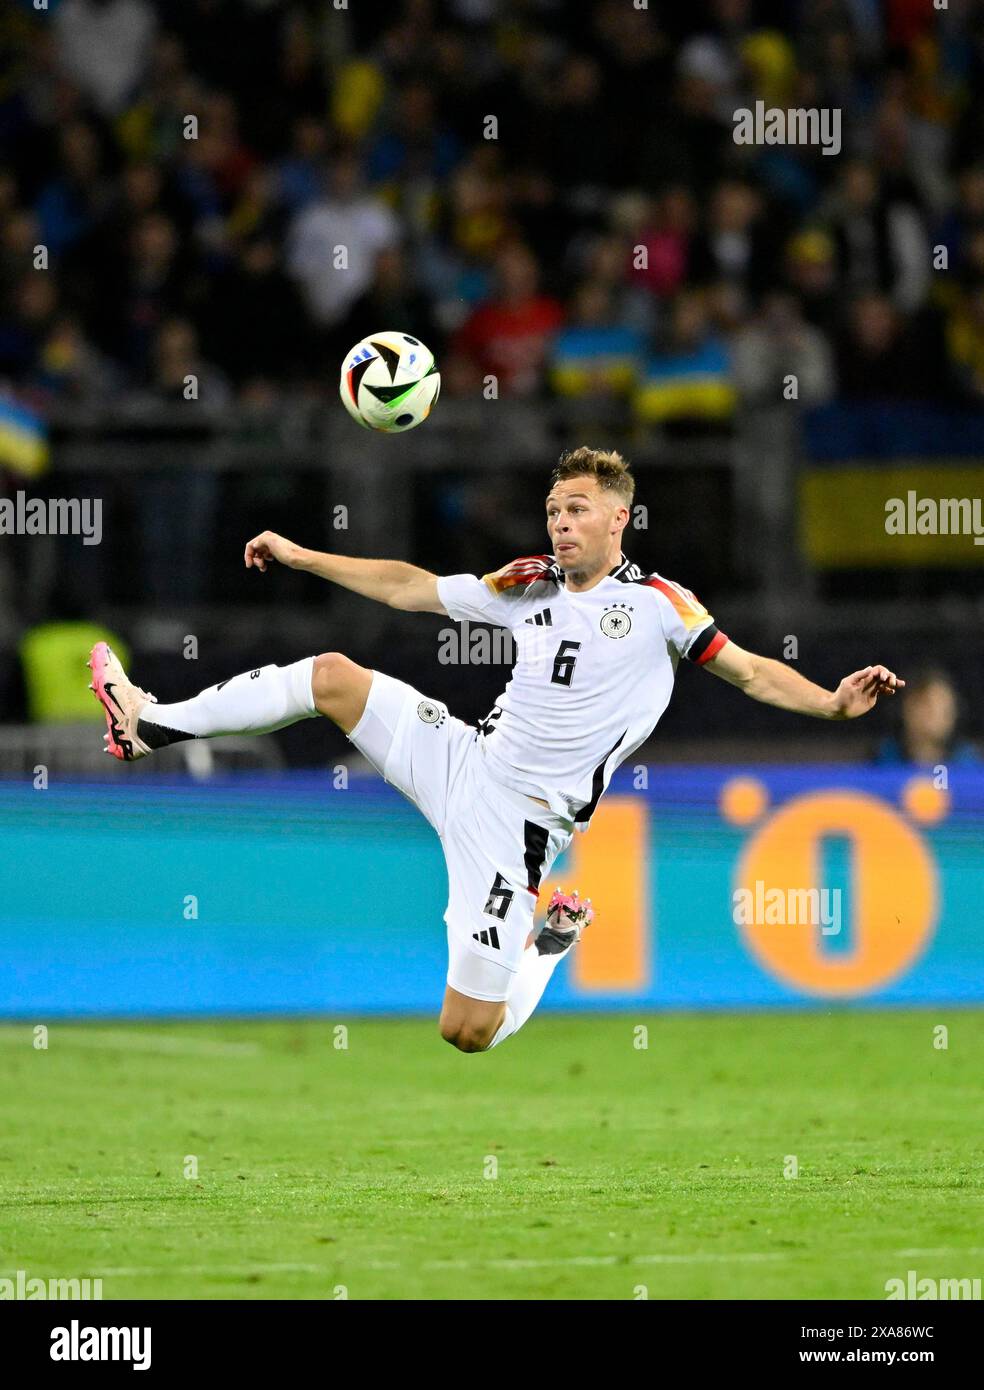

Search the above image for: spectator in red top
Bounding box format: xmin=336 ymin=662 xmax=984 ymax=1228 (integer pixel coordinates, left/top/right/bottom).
xmin=448 ymin=242 xmax=563 ymax=397
xmin=196 ymin=92 xmax=256 ymax=204
xmin=634 ymin=185 xmax=696 ymax=301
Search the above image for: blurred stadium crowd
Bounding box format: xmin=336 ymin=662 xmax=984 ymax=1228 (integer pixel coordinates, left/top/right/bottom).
xmin=0 ymin=0 xmax=982 ymax=761
xmin=2 ymin=0 xmax=984 ymax=421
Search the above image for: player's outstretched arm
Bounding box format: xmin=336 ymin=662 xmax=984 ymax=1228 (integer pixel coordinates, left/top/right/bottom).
xmin=703 ymin=639 xmax=904 ymax=720
xmin=243 ymin=531 xmax=447 ymax=613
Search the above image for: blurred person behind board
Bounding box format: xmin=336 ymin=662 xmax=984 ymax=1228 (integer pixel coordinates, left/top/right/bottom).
xmin=874 ymin=667 xmax=980 ymax=767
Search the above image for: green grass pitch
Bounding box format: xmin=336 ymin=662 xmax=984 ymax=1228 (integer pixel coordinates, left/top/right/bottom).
xmin=1 ymin=1010 xmax=981 ymax=1300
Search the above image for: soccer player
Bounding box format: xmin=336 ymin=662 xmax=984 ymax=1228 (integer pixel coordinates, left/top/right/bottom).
xmin=88 ymin=448 xmax=904 ymax=1053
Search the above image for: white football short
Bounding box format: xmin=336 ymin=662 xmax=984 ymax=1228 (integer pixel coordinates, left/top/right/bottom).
xmin=346 ymin=669 xmax=574 ymax=1001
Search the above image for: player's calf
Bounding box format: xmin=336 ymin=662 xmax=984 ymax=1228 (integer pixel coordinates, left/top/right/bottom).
xmin=87 ymin=645 xmax=322 ymax=756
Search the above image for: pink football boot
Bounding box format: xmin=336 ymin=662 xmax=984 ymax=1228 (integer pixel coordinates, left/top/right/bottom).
xmin=87 ymin=641 xmax=156 ymax=761
xmin=536 ymin=887 xmax=595 ymax=956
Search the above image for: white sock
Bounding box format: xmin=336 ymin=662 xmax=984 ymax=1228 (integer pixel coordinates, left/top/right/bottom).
xmin=485 ymin=945 xmax=565 ymax=1049
xmin=139 ymin=657 xmax=318 ymax=743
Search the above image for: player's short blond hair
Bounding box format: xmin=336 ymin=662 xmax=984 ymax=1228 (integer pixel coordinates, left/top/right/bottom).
xmin=548 ymin=447 xmax=634 ymax=510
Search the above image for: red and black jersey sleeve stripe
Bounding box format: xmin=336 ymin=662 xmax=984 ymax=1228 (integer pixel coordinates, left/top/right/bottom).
xmin=687 ymin=625 xmax=729 ymax=665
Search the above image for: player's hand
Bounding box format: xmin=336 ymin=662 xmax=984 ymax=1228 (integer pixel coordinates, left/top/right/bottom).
xmin=244 ymin=531 xmax=305 ymax=573
xmin=830 ymin=666 xmax=905 ymax=719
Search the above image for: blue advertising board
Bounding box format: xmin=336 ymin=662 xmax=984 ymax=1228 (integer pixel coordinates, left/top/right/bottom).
xmin=0 ymin=765 xmax=980 ymax=1015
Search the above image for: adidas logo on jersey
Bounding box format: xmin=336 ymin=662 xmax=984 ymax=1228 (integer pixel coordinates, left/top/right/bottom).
xmin=524 ymin=608 xmax=553 ymax=627
xmin=472 ymin=927 xmax=501 ymax=949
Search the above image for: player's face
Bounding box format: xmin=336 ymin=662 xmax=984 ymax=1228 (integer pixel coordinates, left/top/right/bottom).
xmin=545 ymin=477 xmax=621 ymax=572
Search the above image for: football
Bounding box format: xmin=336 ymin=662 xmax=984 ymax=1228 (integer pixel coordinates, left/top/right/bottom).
xmin=340 ymin=332 xmax=440 ymax=432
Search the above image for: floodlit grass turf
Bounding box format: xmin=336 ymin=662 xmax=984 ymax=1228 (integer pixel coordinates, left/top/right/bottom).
xmin=0 ymin=1010 xmax=981 ymax=1301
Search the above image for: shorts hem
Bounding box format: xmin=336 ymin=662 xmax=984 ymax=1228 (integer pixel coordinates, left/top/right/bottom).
xmin=446 ymin=972 xmax=512 ymax=1003
xmin=344 ymin=669 xmax=380 ymax=745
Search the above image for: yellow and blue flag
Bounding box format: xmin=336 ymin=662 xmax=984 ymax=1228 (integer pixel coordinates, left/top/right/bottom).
xmin=0 ymin=397 xmax=48 ymax=479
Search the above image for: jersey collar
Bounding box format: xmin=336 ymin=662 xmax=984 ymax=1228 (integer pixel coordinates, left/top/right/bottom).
xmin=546 ymin=551 xmax=637 ymax=586
xmin=608 ymin=552 xmax=633 ymax=579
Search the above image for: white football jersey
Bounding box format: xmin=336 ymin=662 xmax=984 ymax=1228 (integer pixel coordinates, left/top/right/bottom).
xmin=436 ymin=552 xmax=729 ymax=828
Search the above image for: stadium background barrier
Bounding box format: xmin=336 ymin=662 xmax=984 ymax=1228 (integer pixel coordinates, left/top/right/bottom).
xmin=2 ymin=763 xmax=980 ymax=1017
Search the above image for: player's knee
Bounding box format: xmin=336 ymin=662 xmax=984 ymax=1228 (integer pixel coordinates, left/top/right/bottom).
xmin=439 ymin=1019 xmax=492 ymax=1053
xmin=311 ymin=651 xmax=353 ymax=707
